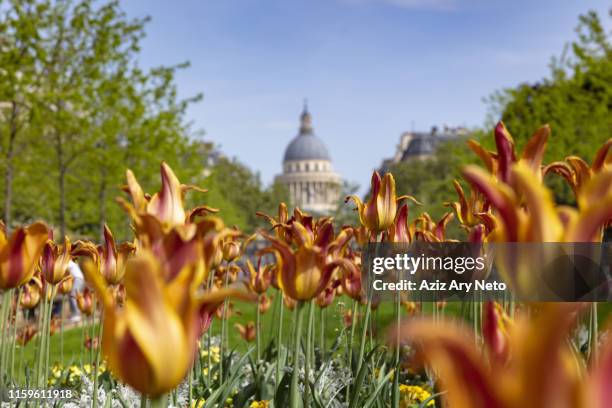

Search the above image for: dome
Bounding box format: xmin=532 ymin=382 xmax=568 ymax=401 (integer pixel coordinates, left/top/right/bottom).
xmin=282 ymin=103 xmax=331 ymax=162
xmin=283 ymin=133 xmax=331 ymax=161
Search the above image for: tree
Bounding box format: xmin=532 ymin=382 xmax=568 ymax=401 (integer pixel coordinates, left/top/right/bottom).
xmin=486 ymin=9 xmax=611 ymax=203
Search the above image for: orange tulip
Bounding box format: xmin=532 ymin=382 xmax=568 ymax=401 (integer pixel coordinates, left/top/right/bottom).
xmin=467 ymin=121 xmax=550 ymax=183
xmin=463 ymin=162 xmax=612 ymax=242
xmin=244 ymin=258 xmax=273 ymax=295
xmin=389 ymin=303 xmax=592 ymax=408
xmin=346 ymin=171 xmax=418 ymax=233
xmin=258 ymin=294 xmax=272 ymax=314
xmin=263 ymin=220 xmax=357 ymax=301
xmin=84 ymin=250 xmax=252 ymax=397
xmin=20 ymin=278 xmax=42 ymax=309
xmin=482 ymin=301 xmax=512 ymax=365
xmin=76 ymin=287 xmax=94 ymax=316
xmin=16 ymin=324 xmax=37 ymax=346
xmin=99 ymin=225 xmax=135 ymax=285
xmin=256 ymin=202 xmax=290 ymax=243
xmin=120 ymin=162 xmax=217 ymax=234
xmin=235 ymin=322 xmax=256 ymax=342
xmin=58 ymin=273 xmax=74 ymax=295
xmin=40 ymin=236 xmax=72 ymax=285
xmin=315 ymin=283 xmax=336 ymax=308
xmin=544 ymin=138 xmax=611 ymax=198
xmin=0 ymin=222 xmax=48 ymax=289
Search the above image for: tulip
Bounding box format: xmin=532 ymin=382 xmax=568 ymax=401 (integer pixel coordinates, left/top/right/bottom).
xmin=256 ymin=202 xmax=290 ymax=243
xmin=446 ymin=180 xmax=491 ymax=230
xmin=98 ymin=225 xmax=135 ymax=285
xmin=40 ymin=236 xmax=72 ymax=285
xmin=482 ymin=301 xmax=513 ymax=366
xmin=315 ymin=283 xmax=336 ymax=308
xmin=414 ymin=212 xmax=454 ymax=242
xmin=120 ymin=162 xmax=217 ymax=234
xmin=388 ymin=303 xmax=598 ymax=408
xmin=76 ymin=287 xmax=94 ymax=316
xmin=263 ymin=221 xmax=357 ymax=301
xmin=235 ymin=322 xmax=256 ymax=342
xmin=20 ymin=278 xmax=42 ymax=309
xmin=463 ymin=162 xmax=612 ymax=242
xmin=258 ymin=294 xmax=272 ymax=314
xmin=0 ymin=222 xmax=48 ymax=289
xmin=58 ymin=273 xmax=74 ymax=295
xmin=544 ymin=138 xmax=612 ymax=199
xmin=16 ymin=324 xmax=37 ymax=346
xmin=467 ymin=121 xmax=550 ymax=183
xmin=244 ymin=258 xmax=272 ymax=295
xmin=84 ymin=250 xmax=252 ymax=398
xmin=346 ymin=171 xmax=418 ymax=234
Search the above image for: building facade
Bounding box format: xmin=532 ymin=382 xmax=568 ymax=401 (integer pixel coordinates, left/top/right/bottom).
xmin=275 ymin=104 xmax=341 ymax=214
xmin=379 ymin=125 xmax=470 ymax=173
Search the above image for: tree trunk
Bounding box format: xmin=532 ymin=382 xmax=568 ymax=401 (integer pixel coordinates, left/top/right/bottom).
xmin=58 ymin=166 xmax=66 ymax=238
xmin=98 ymin=175 xmax=106 ymax=242
xmin=3 ymin=101 xmax=19 ymax=231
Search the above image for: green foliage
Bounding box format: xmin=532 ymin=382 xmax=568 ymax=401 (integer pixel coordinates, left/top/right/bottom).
xmin=486 ymin=9 xmax=611 ymax=203
xmin=202 ymin=157 xmax=289 ymax=233
xmin=0 ymin=0 xmax=277 ymax=240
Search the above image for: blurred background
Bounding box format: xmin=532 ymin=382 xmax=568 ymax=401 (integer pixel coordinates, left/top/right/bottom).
xmin=0 ymin=0 xmax=610 ymax=240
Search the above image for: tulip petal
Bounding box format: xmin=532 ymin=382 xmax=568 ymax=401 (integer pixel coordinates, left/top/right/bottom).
xmin=462 ymin=165 xmax=519 ymax=241
xmin=511 ymin=163 xmax=563 ymax=242
xmin=494 ymin=122 xmax=516 ymax=183
xmin=389 ymin=318 xmax=506 ymax=408
xmin=520 ymin=125 xmax=550 ymax=175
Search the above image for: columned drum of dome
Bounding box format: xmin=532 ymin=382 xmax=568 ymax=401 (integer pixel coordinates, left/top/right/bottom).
xmin=275 ymin=104 xmax=342 ymax=214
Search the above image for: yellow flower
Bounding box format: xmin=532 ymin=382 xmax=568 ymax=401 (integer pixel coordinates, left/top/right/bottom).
xmin=249 ymin=401 xmax=270 ymax=408
xmin=399 ymin=384 xmax=435 ymax=407
xmin=191 ymin=398 xmax=205 ymax=408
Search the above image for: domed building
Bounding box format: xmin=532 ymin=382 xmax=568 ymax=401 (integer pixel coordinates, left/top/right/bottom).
xmin=275 ymin=104 xmax=341 ymax=214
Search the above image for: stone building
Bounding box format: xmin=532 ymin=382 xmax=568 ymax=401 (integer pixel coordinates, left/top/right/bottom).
xmin=379 ymin=125 xmax=470 ymax=173
xmin=275 ymin=104 xmax=341 ymax=214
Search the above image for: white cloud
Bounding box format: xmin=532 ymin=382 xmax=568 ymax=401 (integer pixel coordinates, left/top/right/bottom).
xmin=340 ymin=0 xmax=457 ymax=11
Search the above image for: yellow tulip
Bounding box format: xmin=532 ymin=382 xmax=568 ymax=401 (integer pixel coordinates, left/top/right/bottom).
xmin=0 ymin=222 xmax=48 ymax=289
xmin=346 ymin=171 xmax=418 ymax=233
xmin=85 ymin=250 xmax=252 ymax=397
xmin=40 ymin=236 xmax=72 ymax=285
xmin=263 ymin=220 xmax=357 ymax=301
xmin=76 ymin=287 xmax=94 ymax=316
xmin=20 ymin=277 xmax=42 ymax=309
xmin=389 ymin=303 xmax=592 ymax=408
xmin=99 ymin=224 xmax=135 ymax=285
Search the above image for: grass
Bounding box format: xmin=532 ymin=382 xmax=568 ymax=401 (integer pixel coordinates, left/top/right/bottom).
xmin=14 ymin=294 xmax=612 ymax=377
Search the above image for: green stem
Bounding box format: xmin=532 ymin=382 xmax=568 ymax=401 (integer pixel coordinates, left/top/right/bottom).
xmin=219 ymin=263 xmax=231 ymax=382
xmin=289 ymin=302 xmax=304 ymax=408
xmin=275 ymin=292 xmax=284 ymax=391
xmin=0 ymin=290 xmax=11 ymax=385
xmin=589 ymin=302 xmax=599 ymax=362
xmin=392 ymin=290 xmax=401 ymax=408
xmin=92 ymin=311 xmax=104 ymax=408
xmin=43 ymin=287 xmax=56 ymax=391
xmin=256 ymin=294 xmax=261 ymax=364
xmin=304 ymin=301 xmax=315 ymax=408
xmin=356 ymin=291 xmax=372 ymax=376
xmin=319 ymin=307 xmax=325 ymax=359
xmin=149 ymin=394 xmax=167 ymax=408
xmin=11 ymin=291 xmax=21 ymax=383
xmin=346 ymin=300 xmax=358 ymax=401
xmin=60 ymin=297 xmax=65 ymax=365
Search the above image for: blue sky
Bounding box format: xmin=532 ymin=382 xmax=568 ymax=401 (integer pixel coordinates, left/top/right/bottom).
xmin=122 ymin=0 xmax=610 ymax=193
